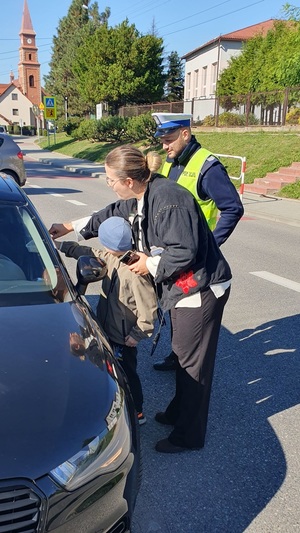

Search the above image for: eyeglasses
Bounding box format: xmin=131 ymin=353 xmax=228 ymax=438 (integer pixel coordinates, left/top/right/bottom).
xmin=106 ymin=177 xmax=126 ymax=187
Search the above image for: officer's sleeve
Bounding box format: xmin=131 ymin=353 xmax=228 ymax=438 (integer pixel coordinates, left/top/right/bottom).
xmin=199 ymin=161 xmax=244 ymax=246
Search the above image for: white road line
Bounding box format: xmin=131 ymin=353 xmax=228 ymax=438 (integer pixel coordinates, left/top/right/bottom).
xmin=27 ymin=184 xmax=42 ymax=188
xmin=67 ymin=199 xmax=87 ymax=206
xmin=250 ymin=271 xmax=300 ymax=293
xmin=50 ymin=193 xmax=64 ymax=197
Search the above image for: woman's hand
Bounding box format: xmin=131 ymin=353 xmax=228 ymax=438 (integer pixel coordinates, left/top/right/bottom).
xmin=49 ymin=222 xmax=73 ymax=239
xmin=128 ymin=253 xmax=150 ymax=276
xmin=124 ymin=335 xmax=138 ymax=348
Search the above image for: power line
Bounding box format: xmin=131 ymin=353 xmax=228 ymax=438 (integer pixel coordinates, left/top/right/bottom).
xmin=161 ymin=0 xmax=266 ymax=37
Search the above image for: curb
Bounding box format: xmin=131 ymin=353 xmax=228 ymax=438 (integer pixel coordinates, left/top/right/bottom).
xmin=37 ymin=157 xmax=105 ymax=178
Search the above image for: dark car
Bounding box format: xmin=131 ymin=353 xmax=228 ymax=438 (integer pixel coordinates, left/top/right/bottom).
xmin=0 ymin=133 xmax=27 ymax=186
xmin=0 ymin=175 xmax=141 ymax=533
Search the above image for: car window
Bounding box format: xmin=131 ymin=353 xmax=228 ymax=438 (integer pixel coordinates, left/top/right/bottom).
xmin=0 ymin=205 xmax=70 ymax=305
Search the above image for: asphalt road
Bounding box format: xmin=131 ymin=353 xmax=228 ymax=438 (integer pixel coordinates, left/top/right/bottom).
xmin=23 ymin=157 xmax=300 ymax=533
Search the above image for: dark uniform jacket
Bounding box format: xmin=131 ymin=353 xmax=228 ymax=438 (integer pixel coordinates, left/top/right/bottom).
xmin=79 ymin=174 xmax=232 ymax=312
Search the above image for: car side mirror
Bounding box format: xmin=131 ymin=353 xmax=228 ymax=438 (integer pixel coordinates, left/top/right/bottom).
xmin=75 ymin=255 xmax=107 ymax=295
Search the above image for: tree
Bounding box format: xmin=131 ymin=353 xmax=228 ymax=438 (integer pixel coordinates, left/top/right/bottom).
xmin=44 ymin=0 xmax=109 ymax=118
xmin=216 ymin=18 xmax=300 ymax=112
xmin=72 ymin=20 xmax=165 ymax=114
xmin=164 ymin=51 xmax=184 ymax=101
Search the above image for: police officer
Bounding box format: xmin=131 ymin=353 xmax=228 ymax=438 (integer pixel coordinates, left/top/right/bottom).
xmin=152 ymin=113 xmax=244 ymax=371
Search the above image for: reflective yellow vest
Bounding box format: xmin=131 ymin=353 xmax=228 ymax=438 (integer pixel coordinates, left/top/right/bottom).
xmin=162 ymin=148 xmax=218 ymax=230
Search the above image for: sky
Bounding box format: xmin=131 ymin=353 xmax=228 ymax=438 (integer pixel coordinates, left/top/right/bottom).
xmin=0 ymin=0 xmax=297 ymax=85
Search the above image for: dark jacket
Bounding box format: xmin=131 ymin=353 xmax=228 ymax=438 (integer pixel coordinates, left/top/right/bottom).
xmin=165 ymin=135 xmax=244 ymax=246
xmin=80 ymin=174 xmax=232 ymax=312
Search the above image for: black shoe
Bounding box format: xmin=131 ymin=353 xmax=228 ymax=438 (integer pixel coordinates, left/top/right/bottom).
xmin=154 ymin=412 xmax=174 ymax=425
xmin=155 ymin=438 xmax=202 ymax=454
xmin=153 ymin=353 xmax=176 ymax=371
xmin=155 ymin=438 xmax=187 ymax=454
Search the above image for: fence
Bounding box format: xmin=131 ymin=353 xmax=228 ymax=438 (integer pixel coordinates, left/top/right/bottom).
xmin=118 ymin=101 xmax=183 ymax=118
xmin=119 ymin=86 xmax=300 ymax=126
xmin=215 ymin=154 xmax=246 ymax=201
xmin=185 ymin=86 xmax=300 ymax=126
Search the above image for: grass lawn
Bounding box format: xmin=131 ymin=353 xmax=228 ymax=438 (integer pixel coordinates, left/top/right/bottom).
xmin=38 ymin=130 xmax=300 ymax=199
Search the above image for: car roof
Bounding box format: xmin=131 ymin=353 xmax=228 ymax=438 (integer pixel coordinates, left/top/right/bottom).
xmin=0 ymin=132 xmax=17 ymax=143
xmin=0 ymin=174 xmax=26 ymax=204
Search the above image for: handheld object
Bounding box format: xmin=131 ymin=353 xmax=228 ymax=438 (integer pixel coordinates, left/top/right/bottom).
xmin=120 ymin=250 xmax=140 ymax=265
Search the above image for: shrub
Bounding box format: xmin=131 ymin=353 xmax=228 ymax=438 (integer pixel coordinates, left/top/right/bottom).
xmin=61 ymin=117 xmax=82 ymax=136
xmin=285 ymin=107 xmax=300 ymax=125
xmin=13 ymin=124 xmax=21 ymax=135
xmin=125 ymin=113 xmax=157 ymax=143
xmin=74 ymin=119 xmax=98 ymax=140
xmin=95 ymin=116 xmax=128 ymax=142
xmin=202 ymin=115 xmax=216 ymax=126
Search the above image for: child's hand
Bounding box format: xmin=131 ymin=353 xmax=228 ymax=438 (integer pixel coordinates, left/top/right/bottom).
xmin=124 ymin=335 xmax=138 ymax=347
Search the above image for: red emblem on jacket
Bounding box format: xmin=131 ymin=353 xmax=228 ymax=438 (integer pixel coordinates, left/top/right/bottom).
xmin=175 ymin=271 xmax=198 ymax=294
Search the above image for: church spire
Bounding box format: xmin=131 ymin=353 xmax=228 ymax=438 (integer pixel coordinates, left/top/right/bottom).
xmin=20 ymin=0 xmax=35 ymax=35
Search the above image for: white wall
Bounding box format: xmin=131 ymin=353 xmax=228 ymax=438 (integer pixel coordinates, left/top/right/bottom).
xmin=0 ymin=85 xmax=34 ymax=126
xmin=183 ymin=39 xmax=243 ymax=121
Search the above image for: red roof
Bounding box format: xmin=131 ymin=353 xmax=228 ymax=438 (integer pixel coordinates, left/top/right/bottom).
xmin=182 ymin=19 xmax=278 ymax=59
xmin=0 ymin=84 xmax=10 ymax=96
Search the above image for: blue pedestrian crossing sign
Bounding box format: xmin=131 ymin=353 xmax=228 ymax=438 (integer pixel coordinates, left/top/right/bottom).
xmin=43 ymin=96 xmax=57 ymax=119
xmin=45 ymin=97 xmax=55 ymax=107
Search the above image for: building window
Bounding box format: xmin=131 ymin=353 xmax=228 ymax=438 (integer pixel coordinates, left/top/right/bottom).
xmin=11 ymin=93 xmax=18 ymax=100
xmin=29 ymin=75 xmax=34 ymax=87
xmin=201 ymin=66 xmax=207 ymax=97
xmin=29 ymin=53 xmax=32 ymax=60
xmin=194 ymin=70 xmax=199 ymax=98
xmin=211 ymin=62 xmax=218 ymax=94
xmin=186 ymin=72 xmax=191 ymax=100
xmin=12 ymin=109 xmax=19 ymax=116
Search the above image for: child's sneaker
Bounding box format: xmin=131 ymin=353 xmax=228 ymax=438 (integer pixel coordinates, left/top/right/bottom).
xmin=137 ymin=412 xmax=147 ymax=426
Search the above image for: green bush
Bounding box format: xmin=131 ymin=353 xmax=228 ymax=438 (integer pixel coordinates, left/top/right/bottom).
xmin=202 ymin=115 xmax=216 ymax=126
xmin=13 ymin=125 xmax=21 ymax=135
xmin=95 ymin=116 xmax=128 ymax=142
xmin=202 ymin=112 xmax=259 ymax=127
xmin=61 ymin=117 xmax=82 ymax=136
xmin=74 ymin=119 xmax=98 ymax=140
xmin=285 ymin=107 xmax=300 ymax=125
xmin=125 ymin=113 xmax=157 ymax=143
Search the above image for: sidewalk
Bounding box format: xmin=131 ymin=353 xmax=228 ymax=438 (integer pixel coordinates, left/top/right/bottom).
xmin=20 ymin=136 xmax=300 ymax=228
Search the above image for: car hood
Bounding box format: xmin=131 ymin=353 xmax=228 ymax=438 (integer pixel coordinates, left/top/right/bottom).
xmin=0 ymin=301 xmax=119 ymax=480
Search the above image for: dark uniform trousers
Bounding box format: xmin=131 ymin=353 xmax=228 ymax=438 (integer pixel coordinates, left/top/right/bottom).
xmin=165 ymin=286 xmax=230 ymax=448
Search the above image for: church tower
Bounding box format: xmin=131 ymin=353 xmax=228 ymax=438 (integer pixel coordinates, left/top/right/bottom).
xmin=18 ymin=0 xmax=41 ymax=106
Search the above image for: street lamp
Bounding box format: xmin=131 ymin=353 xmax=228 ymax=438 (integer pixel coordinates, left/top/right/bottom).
xmin=64 ymin=96 xmax=68 ymax=121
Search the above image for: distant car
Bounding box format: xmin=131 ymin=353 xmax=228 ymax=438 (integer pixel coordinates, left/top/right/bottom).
xmin=0 ymin=175 xmax=141 ymax=533
xmin=0 ymin=133 xmax=26 ymax=186
xmin=0 ymin=125 xmax=8 ymax=133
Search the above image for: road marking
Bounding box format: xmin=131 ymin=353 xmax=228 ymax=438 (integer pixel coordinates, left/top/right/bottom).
xmin=50 ymin=193 xmax=64 ymax=197
xmin=250 ymin=271 xmax=300 ymax=293
xmin=67 ymin=199 xmax=87 ymax=206
xmin=27 ymin=184 xmax=42 ymax=188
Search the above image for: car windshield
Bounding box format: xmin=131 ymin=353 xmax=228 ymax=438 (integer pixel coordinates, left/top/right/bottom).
xmin=0 ymin=204 xmax=70 ymax=306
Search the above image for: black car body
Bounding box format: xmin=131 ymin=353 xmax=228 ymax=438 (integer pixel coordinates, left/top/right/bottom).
xmin=0 ymin=175 xmax=140 ymax=533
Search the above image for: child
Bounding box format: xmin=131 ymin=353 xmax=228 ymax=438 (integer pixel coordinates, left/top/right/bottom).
xmin=57 ymin=216 xmax=157 ymax=425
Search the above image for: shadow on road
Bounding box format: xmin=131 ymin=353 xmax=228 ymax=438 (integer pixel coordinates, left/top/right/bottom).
xmin=131 ymin=313 xmax=299 ymax=533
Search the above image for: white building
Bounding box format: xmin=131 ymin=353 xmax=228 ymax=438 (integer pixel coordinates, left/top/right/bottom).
xmin=182 ymin=19 xmax=276 ymax=122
